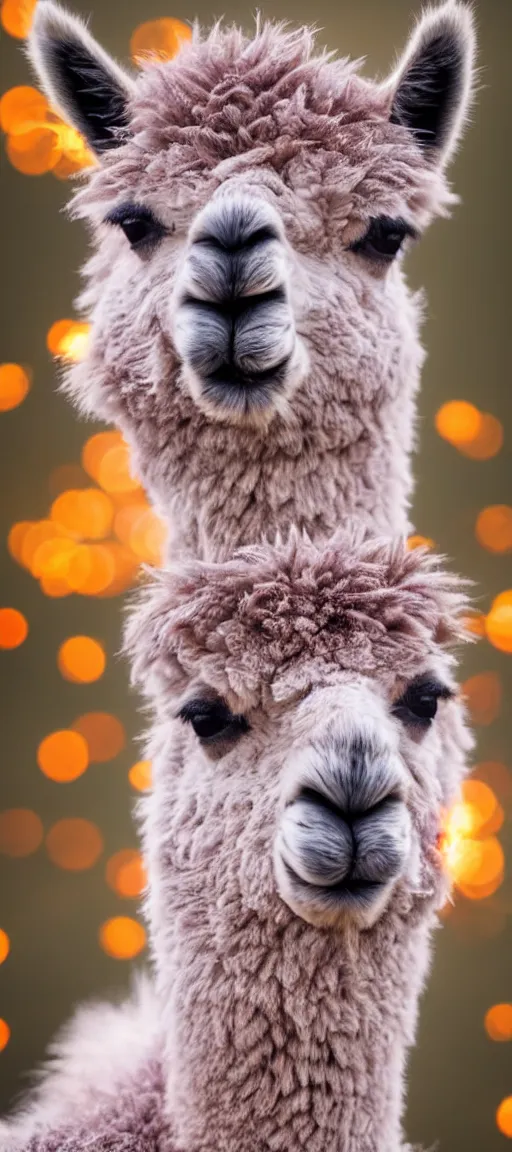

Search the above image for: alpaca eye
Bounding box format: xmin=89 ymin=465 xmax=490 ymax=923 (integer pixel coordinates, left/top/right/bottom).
xmin=104 ymin=203 xmax=166 ymax=251
xmin=178 ymin=698 xmax=249 ymax=745
xmin=393 ymin=675 xmax=453 ymax=727
xmin=350 ymin=216 xmax=416 ymax=263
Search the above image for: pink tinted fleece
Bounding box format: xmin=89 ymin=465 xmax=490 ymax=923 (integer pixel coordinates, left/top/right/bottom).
xmin=62 ymin=15 xmax=469 ymax=561
xmin=1 ymin=533 xmax=473 ymax=1152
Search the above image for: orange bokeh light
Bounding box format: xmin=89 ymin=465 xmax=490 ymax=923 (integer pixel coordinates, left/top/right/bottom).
xmin=485 ymin=1004 xmax=512 ymax=1042
xmin=0 ymin=1019 xmax=10 ymax=1052
xmin=31 ymin=537 xmax=77 ymax=582
xmin=462 ymin=672 xmax=502 ymax=726
xmin=82 ymin=432 xmax=123 ymax=483
xmin=0 ymin=809 xmax=43 ymax=857
xmin=441 ymin=777 xmax=505 ymax=901
xmin=47 ymin=319 xmax=90 ymax=362
xmin=106 ymin=849 xmax=147 ymax=898
xmin=460 ymin=779 xmax=502 ymax=837
xmin=72 ymin=712 xmax=126 ymax=763
xmin=94 ymin=543 xmax=140 ymax=597
xmin=449 ymin=835 xmax=504 ymax=894
xmin=51 ymin=488 xmax=114 ymax=539
xmin=97 ymin=443 xmax=141 ymax=495
xmin=57 ymin=636 xmax=106 ymax=683
xmin=486 ymin=603 xmax=512 ymax=653
xmin=66 ymin=544 xmax=116 ymax=595
xmin=113 ymin=498 xmax=150 ymax=546
xmin=40 ymin=572 xmax=72 ymax=599
xmin=6 ymin=125 xmax=61 ymax=175
xmin=435 ymin=401 xmax=482 ymax=446
xmin=0 ymin=363 xmax=30 ymax=411
xmin=129 ymin=507 xmax=167 ymax=566
xmin=20 ymin=520 xmax=62 ymax=570
xmin=99 ymin=916 xmax=146 ymax=960
xmin=497 ymin=1097 xmax=512 ymax=1138
xmin=37 ymin=729 xmax=89 ymax=783
xmin=492 ymin=589 xmax=512 ymax=610
xmin=130 ymin=17 xmax=192 ymax=63
xmin=1 ymin=81 xmax=95 ymax=178
xmin=434 ymin=401 xmax=503 ymax=459
xmin=0 ymin=930 xmax=10 ymax=966
xmin=457 ymin=413 xmax=503 ymax=460
xmin=1 ymin=0 xmax=37 ymax=38
xmin=406 ymin=534 xmax=434 ymax=551
xmin=0 ymin=86 xmax=47 ymax=131
xmin=50 ymin=122 xmax=95 ymax=173
xmin=0 ymin=607 xmax=28 ymax=649
xmin=461 ymin=610 xmax=486 ymax=638
xmin=7 ymin=520 xmax=33 ymax=565
xmin=475 ymin=505 xmax=512 ymax=554
xmin=46 ymin=818 xmax=103 ymax=870
xmin=128 ymin=760 xmax=152 ymax=792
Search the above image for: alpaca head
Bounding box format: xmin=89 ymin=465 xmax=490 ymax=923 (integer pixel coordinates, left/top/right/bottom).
xmin=127 ymin=532 xmax=472 ymax=936
xmin=28 ymin=4 xmax=475 ymax=472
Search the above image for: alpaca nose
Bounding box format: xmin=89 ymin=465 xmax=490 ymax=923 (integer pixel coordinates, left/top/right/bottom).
xmin=276 ymin=735 xmax=411 ymax=920
xmin=173 ymin=195 xmax=295 ymax=402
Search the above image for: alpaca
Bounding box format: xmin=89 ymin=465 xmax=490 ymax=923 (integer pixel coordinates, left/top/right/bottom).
xmin=28 ymin=2 xmax=475 ymax=561
xmin=1 ymin=532 xmax=473 ymax=1152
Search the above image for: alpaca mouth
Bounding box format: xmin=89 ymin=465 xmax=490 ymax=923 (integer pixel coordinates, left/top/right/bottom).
xmin=281 ymin=857 xmax=390 ymax=915
xmin=198 ymin=355 xmax=292 ymax=415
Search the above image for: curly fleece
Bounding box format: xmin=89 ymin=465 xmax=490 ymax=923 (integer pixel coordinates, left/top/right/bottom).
xmin=48 ymin=7 xmax=475 ymax=561
xmin=127 ymin=529 xmax=468 ymax=708
xmin=1 ymin=533 xmax=472 ymax=1152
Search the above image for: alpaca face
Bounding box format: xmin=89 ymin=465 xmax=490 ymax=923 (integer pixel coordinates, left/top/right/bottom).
xmin=29 ymin=4 xmax=475 ymax=489
xmin=128 ymin=534 xmax=472 ymax=937
xmin=173 ymin=664 xmax=460 ymax=932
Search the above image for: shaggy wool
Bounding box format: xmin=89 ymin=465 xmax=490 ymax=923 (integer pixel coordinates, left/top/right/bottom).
xmin=28 ymin=1 xmax=476 ymax=561
xmin=2 ymin=533 xmax=473 ymax=1152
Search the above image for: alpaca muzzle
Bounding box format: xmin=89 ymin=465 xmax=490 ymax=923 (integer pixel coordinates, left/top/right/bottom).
xmin=172 ymin=194 xmax=305 ymax=418
xmin=274 ymin=732 xmax=412 ymax=929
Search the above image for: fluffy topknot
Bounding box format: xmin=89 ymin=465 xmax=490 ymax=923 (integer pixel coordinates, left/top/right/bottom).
xmin=126 ymin=531 xmax=469 ymax=707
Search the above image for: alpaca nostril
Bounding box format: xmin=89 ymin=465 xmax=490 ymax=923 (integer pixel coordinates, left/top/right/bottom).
xmin=193 ymin=223 xmax=280 ymax=253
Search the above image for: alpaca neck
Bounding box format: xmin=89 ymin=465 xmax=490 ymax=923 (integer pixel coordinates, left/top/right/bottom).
xmin=158 ymin=906 xmax=433 ymax=1152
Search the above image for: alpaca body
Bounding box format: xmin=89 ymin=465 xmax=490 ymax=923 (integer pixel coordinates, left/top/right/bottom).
xmin=2 ymin=531 xmax=472 ymax=1152
xmin=0 ymin=927 xmax=429 ymax=1152
xmin=125 ymin=532 xmax=472 ymax=1152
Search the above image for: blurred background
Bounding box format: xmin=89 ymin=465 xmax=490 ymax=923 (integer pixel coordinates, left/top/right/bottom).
xmin=0 ymin=0 xmax=510 ymax=1147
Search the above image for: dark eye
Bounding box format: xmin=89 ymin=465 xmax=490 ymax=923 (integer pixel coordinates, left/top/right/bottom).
xmin=105 ymin=202 xmax=166 ymax=251
xmin=178 ymin=698 xmax=249 ymax=745
xmin=392 ymin=675 xmax=453 ymax=727
xmin=350 ymin=216 xmax=416 ymax=263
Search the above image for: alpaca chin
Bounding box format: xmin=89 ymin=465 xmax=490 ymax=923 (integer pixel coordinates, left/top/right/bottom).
xmin=273 ymin=839 xmax=405 ymax=931
xmin=177 ymin=338 xmax=309 ymax=428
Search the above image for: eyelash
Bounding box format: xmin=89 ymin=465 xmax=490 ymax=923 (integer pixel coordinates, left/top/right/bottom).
xmin=392 ymin=676 xmax=453 ymax=727
xmin=178 ymin=698 xmax=249 ymax=745
xmin=104 ymin=203 xmax=167 ymax=251
xmin=349 ymin=216 xmax=417 ymax=264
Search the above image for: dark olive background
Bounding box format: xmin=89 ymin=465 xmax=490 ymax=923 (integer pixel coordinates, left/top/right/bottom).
xmin=0 ymin=2 xmax=510 ymax=1148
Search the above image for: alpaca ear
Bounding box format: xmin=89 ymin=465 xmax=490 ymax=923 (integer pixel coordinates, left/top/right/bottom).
xmin=27 ymin=1 xmax=136 ymax=155
xmin=384 ymin=2 xmax=476 ymax=164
